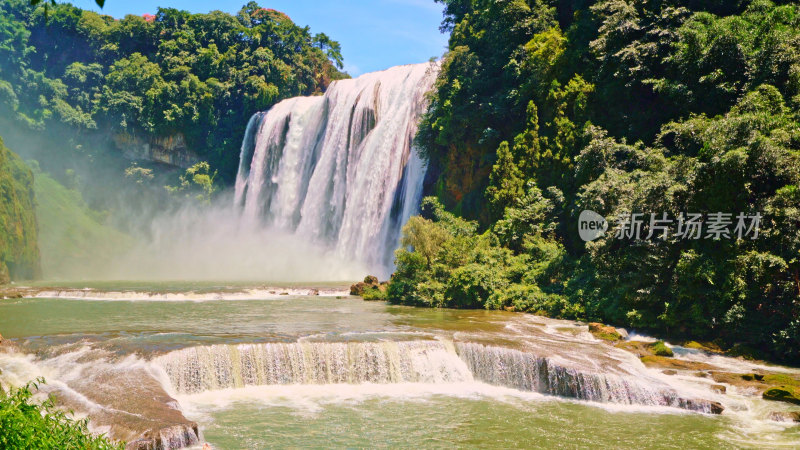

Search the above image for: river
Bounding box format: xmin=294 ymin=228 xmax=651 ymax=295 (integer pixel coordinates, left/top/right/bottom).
xmin=0 ymin=283 xmax=797 ymax=448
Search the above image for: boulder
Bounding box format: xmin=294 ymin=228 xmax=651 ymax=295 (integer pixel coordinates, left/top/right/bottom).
xmin=741 ymin=373 xmax=764 ymax=381
xmin=763 ymin=386 xmax=800 ymax=405
xmin=768 ymin=411 xmax=800 ymax=423
xmin=350 ymin=275 xmax=381 ymax=297
xmin=662 ymin=369 xmax=677 ymax=376
xmin=615 ymin=328 xmax=629 ymax=339
xmin=588 ymin=323 xmax=622 ymax=341
xmin=710 ymin=384 xmax=726 ymax=394
xmin=649 ymin=341 xmax=674 ymax=357
xmin=349 ymin=282 xmax=367 ymax=296
xmin=707 ymin=401 xmax=725 ymax=415
xmin=127 ymin=422 xmax=200 ymax=450
xmin=680 ymin=399 xmax=724 ymax=414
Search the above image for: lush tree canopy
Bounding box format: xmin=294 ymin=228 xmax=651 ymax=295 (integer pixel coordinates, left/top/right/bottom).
xmin=0 ymin=0 xmax=346 ymax=183
xmin=392 ymin=0 xmax=800 ymax=364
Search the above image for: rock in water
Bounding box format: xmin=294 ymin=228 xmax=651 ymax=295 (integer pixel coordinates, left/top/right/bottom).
xmin=350 ymin=275 xmax=381 ymax=296
xmin=763 ymin=387 xmax=800 ymax=405
xmin=768 ymin=411 xmax=800 ymax=422
xmin=588 ymin=323 xmax=622 ymax=341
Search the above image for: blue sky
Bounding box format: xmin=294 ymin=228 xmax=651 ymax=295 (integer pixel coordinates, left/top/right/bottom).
xmin=67 ymin=0 xmax=449 ymax=75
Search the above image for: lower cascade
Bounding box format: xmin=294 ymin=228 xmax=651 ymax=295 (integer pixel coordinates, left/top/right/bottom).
xmin=153 ymin=341 xmax=721 ymax=413
xmin=234 ymin=63 xmax=439 ymax=276
xmin=154 ymin=341 xmax=471 ymax=394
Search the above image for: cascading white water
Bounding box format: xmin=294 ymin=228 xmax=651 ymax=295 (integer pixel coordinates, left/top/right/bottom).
xmin=154 ymin=341 xmax=471 ymax=395
xmin=234 ymin=63 xmax=438 ymax=276
xmin=152 ymin=340 xmax=720 ymax=413
xmin=454 ymin=343 xmax=718 ymax=413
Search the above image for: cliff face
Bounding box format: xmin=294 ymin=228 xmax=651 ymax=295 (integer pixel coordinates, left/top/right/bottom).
xmin=113 ymin=131 xmax=200 ymax=168
xmin=0 ymin=137 xmax=40 ymax=283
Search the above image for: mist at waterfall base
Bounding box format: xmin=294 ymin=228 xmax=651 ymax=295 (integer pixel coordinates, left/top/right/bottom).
xmin=103 ymin=199 xmax=371 ymax=282
xmin=42 ymin=63 xmax=438 ymax=282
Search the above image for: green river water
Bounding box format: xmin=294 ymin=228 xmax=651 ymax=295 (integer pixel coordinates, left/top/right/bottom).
xmin=0 ymin=284 xmax=798 ymax=449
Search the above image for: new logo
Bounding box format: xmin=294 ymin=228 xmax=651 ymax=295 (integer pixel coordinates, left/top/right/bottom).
xmin=578 ymin=210 xmax=608 ymax=242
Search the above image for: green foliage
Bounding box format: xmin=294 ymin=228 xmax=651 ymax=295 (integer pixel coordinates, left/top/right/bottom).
xmin=0 ymin=378 xmax=122 ymax=449
xmin=394 ymin=0 xmax=800 ymax=364
xmin=0 ymin=136 xmax=39 ymax=282
xmin=164 ymin=161 xmax=218 ymax=205
xmin=360 ymin=286 xmax=387 ymax=301
xmin=486 ymin=141 xmax=524 ymax=221
xmin=0 ymin=0 xmax=347 ymax=183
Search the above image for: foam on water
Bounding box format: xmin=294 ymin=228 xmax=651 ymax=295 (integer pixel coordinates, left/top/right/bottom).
xmin=23 ymin=287 xmax=349 ymax=301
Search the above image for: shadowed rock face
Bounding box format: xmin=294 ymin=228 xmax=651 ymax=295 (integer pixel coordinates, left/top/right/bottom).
xmin=113 ymin=132 xmax=200 ymax=168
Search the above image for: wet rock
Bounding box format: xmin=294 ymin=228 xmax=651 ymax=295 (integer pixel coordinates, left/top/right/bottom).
xmin=768 ymin=411 xmax=800 ymax=423
xmin=710 ymin=384 xmax=726 ymax=394
xmin=588 ymin=323 xmax=622 ymax=341
xmin=615 ymin=340 xmax=653 ymax=357
xmin=763 ymin=387 xmax=800 ymax=405
xmin=662 ymin=369 xmax=677 ymax=375
xmin=678 ymin=398 xmax=724 ymax=414
xmin=127 ymin=422 xmax=201 ymax=450
xmin=350 ymin=282 xmax=367 ymax=296
xmin=639 ymin=355 xmax=716 ymax=371
xmin=707 ymin=401 xmax=725 ymax=414
xmin=741 ymin=373 xmax=764 ymax=381
xmin=682 ymin=341 xmax=723 ymax=353
xmin=615 ymin=328 xmax=629 ymax=339
xmin=350 ymin=275 xmax=381 ymax=297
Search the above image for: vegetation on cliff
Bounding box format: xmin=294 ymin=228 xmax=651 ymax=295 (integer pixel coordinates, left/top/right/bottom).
xmin=0 ymin=0 xmax=346 ymax=184
xmin=0 ymin=137 xmax=39 ymax=283
xmin=390 ymin=0 xmax=800 ymax=364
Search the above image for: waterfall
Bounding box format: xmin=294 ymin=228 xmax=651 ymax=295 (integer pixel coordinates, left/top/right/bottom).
xmin=154 ymin=341 xmax=471 ymax=395
xmin=234 ymin=63 xmax=438 ymax=276
xmin=153 ymin=341 xmax=721 ymax=413
xmin=454 ymin=343 xmax=718 ymax=413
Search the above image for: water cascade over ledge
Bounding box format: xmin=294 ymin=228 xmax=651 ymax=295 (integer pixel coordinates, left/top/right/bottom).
xmin=234 ymin=63 xmax=439 ymax=276
xmin=153 ymin=340 xmax=721 ymax=413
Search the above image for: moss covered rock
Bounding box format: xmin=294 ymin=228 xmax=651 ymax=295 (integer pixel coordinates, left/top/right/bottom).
xmin=763 ymin=386 xmax=800 ymax=405
xmin=588 ymin=323 xmax=622 ymax=341
xmin=0 ymin=137 xmax=40 ymax=282
xmin=649 ymin=341 xmax=674 ymax=357
xmin=350 ymin=275 xmax=384 ymax=299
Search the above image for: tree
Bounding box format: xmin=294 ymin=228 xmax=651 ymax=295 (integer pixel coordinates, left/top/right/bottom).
xmin=486 ymin=141 xmax=524 ymax=222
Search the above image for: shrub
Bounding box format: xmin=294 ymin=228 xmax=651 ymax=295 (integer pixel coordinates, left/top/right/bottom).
xmin=0 ymin=378 xmax=122 ymax=449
